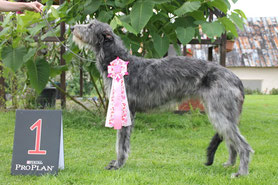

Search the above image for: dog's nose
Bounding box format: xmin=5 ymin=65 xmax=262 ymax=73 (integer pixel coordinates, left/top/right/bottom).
xmin=70 ymin=26 xmax=74 ymax=32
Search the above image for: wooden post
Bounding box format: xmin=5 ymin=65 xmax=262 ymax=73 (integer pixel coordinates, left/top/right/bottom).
xmin=0 ymin=14 xmax=6 ymax=109
xmin=79 ymin=64 xmax=83 ymax=97
xmin=60 ymin=0 xmax=66 ymax=108
xmin=220 ymin=32 xmax=227 ymax=67
xmin=208 ymin=47 xmax=213 ymax=61
xmin=208 ymin=11 xmax=213 ymax=62
xmin=0 ymin=64 xmax=5 ymax=109
xmin=183 ymin=45 xmax=187 ymax=56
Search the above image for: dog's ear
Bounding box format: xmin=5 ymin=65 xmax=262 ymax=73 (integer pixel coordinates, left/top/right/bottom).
xmin=102 ymin=30 xmax=114 ymax=42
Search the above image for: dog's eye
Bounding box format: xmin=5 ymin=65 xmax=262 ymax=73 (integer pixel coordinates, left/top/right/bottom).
xmin=88 ymin=24 xmax=93 ymax=29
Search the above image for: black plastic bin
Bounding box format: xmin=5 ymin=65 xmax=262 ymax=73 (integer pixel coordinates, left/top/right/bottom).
xmin=36 ymin=87 xmax=57 ymax=108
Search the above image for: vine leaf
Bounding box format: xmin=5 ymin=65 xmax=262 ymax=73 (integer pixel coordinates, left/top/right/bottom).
xmin=50 ymin=65 xmax=68 ymax=78
xmin=152 ymin=33 xmax=169 ymax=58
xmin=97 ymin=11 xmax=113 ymax=23
xmin=218 ymin=17 xmax=238 ymax=37
xmin=23 ymin=48 xmax=37 ymax=64
xmin=130 ymin=1 xmax=154 ymax=33
xmin=84 ymin=0 xmax=102 ymax=15
xmin=233 ymin=9 xmax=247 ymax=20
xmin=201 ymin=22 xmax=225 ymax=38
xmin=51 ymin=6 xmax=59 ymax=19
xmin=208 ymin=0 xmax=228 ymax=14
xmin=176 ymin=27 xmax=195 ymax=45
xmin=1 ymin=46 xmax=27 ymax=72
xmin=230 ymin=12 xmax=245 ymax=30
xmin=26 ymin=58 xmax=50 ymax=94
xmin=112 ymin=16 xmax=137 ymax=35
xmin=174 ymin=1 xmax=201 ymax=17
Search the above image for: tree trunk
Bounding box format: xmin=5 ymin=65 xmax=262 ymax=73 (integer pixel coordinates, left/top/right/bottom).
xmin=0 ymin=15 xmax=6 ymax=109
xmin=60 ymin=0 xmax=66 ymax=108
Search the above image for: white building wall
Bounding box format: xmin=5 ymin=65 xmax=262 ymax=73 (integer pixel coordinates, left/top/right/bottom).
xmin=228 ymin=67 xmax=278 ymax=94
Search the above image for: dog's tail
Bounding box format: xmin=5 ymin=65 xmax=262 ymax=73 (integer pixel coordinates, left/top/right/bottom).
xmin=205 ymin=133 xmax=223 ymax=166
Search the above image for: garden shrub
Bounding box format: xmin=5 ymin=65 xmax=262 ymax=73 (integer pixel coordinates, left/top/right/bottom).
xmin=269 ymin=88 xmax=278 ymax=95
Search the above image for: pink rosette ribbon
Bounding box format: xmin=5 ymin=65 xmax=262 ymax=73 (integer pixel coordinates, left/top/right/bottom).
xmin=105 ymin=57 xmax=132 ymax=129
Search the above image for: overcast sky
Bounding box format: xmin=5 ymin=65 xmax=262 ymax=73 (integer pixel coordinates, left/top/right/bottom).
xmin=231 ymin=0 xmax=278 ymax=17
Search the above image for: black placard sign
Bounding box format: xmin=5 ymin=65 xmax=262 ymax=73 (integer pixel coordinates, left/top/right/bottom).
xmin=11 ymin=110 xmax=64 ymax=175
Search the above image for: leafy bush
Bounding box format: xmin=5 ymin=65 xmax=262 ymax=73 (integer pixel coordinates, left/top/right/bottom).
xmin=244 ymin=88 xmax=263 ymax=95
xmin=269 ymin=88 xmax=278 ymax=95
xmin=226 ymin=31 xmax=235 ymax=40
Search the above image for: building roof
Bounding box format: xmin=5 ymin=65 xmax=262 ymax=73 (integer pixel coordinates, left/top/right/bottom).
xmin=189 ymin=17 xmax=278 ymax=67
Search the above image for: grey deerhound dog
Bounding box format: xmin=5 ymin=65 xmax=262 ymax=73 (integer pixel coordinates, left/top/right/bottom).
xmin=71 ymin=20 xmax=253 ymax=177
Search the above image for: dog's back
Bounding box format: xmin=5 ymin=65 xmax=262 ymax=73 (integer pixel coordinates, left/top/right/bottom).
xmin=125 ymin=55 xmax=244 ymax=113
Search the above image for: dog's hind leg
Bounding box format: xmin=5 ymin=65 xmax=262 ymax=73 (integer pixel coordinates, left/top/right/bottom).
xmin=105 ymin=113 xmax=135 ymax=170
xmin=228 ymin=128 xmax=253 ymax=178
xmin=205 ymin=133 xmax=223 ymax=166
xmin=203 ymin=90 xmax=253 ymax=177
xmin=207 ymin=110 xmax=252 ymax=177
xmin=223 ymin=143 xmax=237 ymax=167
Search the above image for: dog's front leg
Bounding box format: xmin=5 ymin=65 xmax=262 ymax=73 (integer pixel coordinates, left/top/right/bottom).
xmin=105 ymin=125 xmax=133 ymax=170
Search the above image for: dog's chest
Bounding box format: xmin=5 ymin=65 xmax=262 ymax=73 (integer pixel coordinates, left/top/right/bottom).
xmin=102 ymin=74 xmax=112 ymax=97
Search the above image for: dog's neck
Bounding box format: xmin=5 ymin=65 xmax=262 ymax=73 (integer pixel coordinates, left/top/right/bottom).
xmin=96 ymin=40 xmax=131 ymax=74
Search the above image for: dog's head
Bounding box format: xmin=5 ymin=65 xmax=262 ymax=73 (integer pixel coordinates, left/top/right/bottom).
xmin=71 ymin=20 xmax=115 ymax=52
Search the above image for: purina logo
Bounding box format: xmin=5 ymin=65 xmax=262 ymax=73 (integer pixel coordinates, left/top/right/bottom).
xmin=26 ymin=160 xmax=43 ymax=165
xmin=14 ymin=160 xmax=54 ymax=172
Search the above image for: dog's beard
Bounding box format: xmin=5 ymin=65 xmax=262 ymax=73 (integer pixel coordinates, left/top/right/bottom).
xmin=73 ymin=35 xmax=92 ymax=50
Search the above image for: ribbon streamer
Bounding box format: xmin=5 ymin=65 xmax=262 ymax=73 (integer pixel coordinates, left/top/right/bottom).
xmin=105 ymin=57 xmax=132 ymax=129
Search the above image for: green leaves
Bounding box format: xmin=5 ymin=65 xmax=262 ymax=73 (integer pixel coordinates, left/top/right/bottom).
xmin=201 ymin=22 xmax=225 ymax=38
xmin=23 ymin=48 xmax=37 ymax=63
xmin=233 ymin=9 xmax=247 ymax=20
xmin=176 ymin=27 xmax=195 ymax=45
xmin=208 ymin=0 xmax=228 ymax=14
xmin=50 ymin=65 xmax=68 ymax=78
xmin=97 ymin=11 xmax=113 ymax=23
xmin=51 ymin=6 xmax=59 ymax=19
xmin=111 ymin=16 xmax=137 ymax=35
xmin=86 ymin=62 xmax=100 ymax=80
xmin=152 ymin=33 xmax=169 ymax=58
xmin=29 ymin=23 xmax=45 ymax=37
xmin=174 ymin=1 xmax=201 ymax=17
xmin=130 ymin=1 xmax=154 ymax=33
xmin=153 ymin=0 xmax=172 ymax=4
xmin=218 ymin=17 xmax=238 ymax=37
xmin=115 ymin=0 xmax=135 ymax=7
xmin=1 ymin=46 xmax=27 ymax=72
xmin=26 ymin=58 xmax=50 ymax=94
xmin=84 ymin=0 xmax=102 ymax=15
xmin=230 ymin=12 xmax=244 ymax=30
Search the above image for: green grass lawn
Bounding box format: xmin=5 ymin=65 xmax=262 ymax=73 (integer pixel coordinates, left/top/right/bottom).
xmin=0 ymin=95 xmax=278 ymax=185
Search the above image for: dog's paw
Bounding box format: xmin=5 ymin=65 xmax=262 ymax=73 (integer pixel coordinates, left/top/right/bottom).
xmin=231 ymin=172 xmax=248 ymax=178
xmin=105 ymin=160 xmax=119 ymax=170
xmin=204 ymin=161 xmax=213 ymax=166
xmin=231 ymin=172 xmax=240 ymax=178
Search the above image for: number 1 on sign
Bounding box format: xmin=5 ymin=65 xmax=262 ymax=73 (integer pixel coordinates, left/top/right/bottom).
xmin=28 ymin=119 xmax=47 ymax=155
